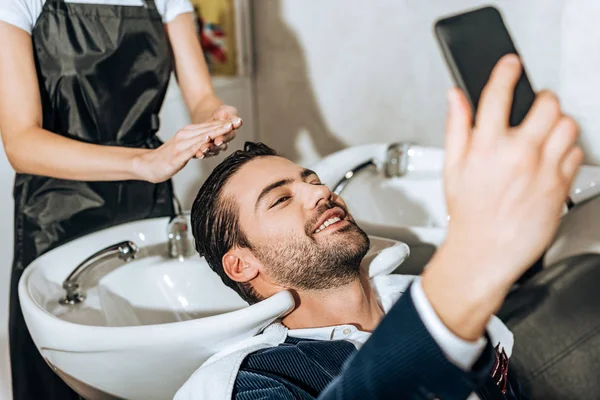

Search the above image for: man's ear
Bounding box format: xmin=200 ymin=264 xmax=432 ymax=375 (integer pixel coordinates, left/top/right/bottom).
xmin=222 ymin=247 xmax=260 ymax=283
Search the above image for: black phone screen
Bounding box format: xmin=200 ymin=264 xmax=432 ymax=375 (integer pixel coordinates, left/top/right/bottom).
xmin=434 ymin=6 xmax=536 ymax=127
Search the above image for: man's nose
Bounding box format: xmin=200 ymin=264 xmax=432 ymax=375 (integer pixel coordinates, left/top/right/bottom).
xmin=301 ymin=182 xmax=332 ymax=210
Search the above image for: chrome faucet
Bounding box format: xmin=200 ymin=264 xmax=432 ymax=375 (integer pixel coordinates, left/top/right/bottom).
xmin=167 ymin=195 xmax=193 ymax=260
xmin=60 ymin=240 xmax=138 ymax=305
xmin=59 ymin=196 xmax=193 ymax=305
xmin=383 ymin=142 xmax=411 ymax=179
xmin=332 ymin=160 xmax=377 ymax=195
xmin=167 ymin=213 xmax=193 ymax=260
xmin=332 ymin=142 xmax=411 ymax=195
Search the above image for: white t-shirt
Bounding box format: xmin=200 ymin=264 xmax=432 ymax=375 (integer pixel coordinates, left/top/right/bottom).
xmin=0 ymin=0 xmax=194 ymax=34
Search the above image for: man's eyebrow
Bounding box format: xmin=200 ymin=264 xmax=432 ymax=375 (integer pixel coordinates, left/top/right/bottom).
xmin=255 ymin=169 xmax=320 ymax=211
xmin=255 ymin=178 xmax=293 ymax=211
xmin=301 ymin=168 xmax=318 ymax=179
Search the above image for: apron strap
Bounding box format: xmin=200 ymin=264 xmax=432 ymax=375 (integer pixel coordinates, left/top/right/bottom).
xmin=150 ymin=113 xmax=160 ymax=133
xmin=142 ymin=0 xmax=159 ymax=11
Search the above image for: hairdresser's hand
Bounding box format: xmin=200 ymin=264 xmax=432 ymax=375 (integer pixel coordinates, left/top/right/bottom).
xmin=200 ymin=105 xmax=243 ymax=158
xmin=422 ymin=54 xmax=583 ymax=341
xmin=134 ymin=120 xmax=235 ymax=183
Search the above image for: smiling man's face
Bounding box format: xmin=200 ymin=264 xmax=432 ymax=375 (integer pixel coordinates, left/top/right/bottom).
xmin=223 ymin=155 xmax=370 ymax=291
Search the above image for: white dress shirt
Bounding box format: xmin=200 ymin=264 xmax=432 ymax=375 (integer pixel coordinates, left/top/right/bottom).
xmin=288 ymin=275 xmax=512 ymax=372
xmin=287 ymin=275 xmax=513 ymax=400
xmin=174 ymin=274 xmax=514 ymax=400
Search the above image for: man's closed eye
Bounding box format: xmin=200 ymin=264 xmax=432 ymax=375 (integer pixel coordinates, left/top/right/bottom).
xmin=270 ymin=196 xmax=291 ymax=209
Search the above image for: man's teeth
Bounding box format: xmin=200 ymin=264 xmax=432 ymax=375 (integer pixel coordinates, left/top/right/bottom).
xmin=314 ymin=217 xmax=341 ymax=233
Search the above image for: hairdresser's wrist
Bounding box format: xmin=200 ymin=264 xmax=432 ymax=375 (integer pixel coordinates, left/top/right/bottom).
xmin=130 ymin=149 xmax=158 ymax=182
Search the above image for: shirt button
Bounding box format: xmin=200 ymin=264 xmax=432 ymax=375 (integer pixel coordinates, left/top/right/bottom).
xmin=343 ymin=328 xmax=352 ymax=335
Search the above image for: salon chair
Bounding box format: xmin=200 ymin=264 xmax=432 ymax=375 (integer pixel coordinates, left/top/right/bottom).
xmin=360 ymin=220 xmax=600 ymax=399
xmin=498 ymin=253 xmax=600 ymax=399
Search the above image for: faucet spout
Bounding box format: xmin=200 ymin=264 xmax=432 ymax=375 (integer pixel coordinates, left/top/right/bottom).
xmin=60 ymin=241 xmax=138 ymax=305
xmin=332 ymin=142 xmax=412 ymax=195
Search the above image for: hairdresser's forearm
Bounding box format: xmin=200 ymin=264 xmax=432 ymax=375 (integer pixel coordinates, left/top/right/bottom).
xmin=4 ymin=126 xmax=149 ymax=181
xmin=190 ymin=92 xmax=223 ymax=123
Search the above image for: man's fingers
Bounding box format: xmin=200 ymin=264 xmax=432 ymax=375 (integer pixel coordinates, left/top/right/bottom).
xmin=561 ymin=146 xmax=584 ymax=181
xmin=444 ymin=88 xmax=472 ymax=169
xmin=543 ymin=116 xmax=579 ymax=169
xmin=475 ymin=54 xmax=523 ymax=135
xmin=518 ymin=91 xmax=562 ymax=145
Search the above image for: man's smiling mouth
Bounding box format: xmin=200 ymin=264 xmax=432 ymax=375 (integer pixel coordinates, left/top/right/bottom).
xmin=313 ymin=207 xmax=347 ymax=234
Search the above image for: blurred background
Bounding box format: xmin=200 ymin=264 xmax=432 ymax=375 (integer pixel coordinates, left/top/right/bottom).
xmin=1 ymin=0 xmax=598 ymax=397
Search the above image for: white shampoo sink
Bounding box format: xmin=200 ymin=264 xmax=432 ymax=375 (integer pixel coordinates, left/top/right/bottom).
xmin=19 ymin=216 xmax=295 ymax=400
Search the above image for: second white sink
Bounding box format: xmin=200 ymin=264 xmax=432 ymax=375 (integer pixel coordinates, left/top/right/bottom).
xmin=311 ymin=142 xmax=600 ymax=268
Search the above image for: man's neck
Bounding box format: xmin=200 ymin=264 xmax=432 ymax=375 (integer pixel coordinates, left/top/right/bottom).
xmin=281 ymin=272 xmax=384 ymax=332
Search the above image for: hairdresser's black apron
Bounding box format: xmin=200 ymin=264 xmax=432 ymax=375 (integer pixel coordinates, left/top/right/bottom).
xmin=9 ymin=1 xmax=175 ymax=399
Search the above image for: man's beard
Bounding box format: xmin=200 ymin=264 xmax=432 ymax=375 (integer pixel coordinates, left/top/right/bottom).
xmin=250 ymin=203 xmax=370 ymax=291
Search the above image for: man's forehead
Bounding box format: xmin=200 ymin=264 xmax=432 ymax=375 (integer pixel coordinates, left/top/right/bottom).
xmin=223 ymin=156 xmax=302 ymax=202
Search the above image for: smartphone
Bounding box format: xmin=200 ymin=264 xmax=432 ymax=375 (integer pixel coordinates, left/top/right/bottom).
xmin=434 ymin=6 xmax=536 ymax=127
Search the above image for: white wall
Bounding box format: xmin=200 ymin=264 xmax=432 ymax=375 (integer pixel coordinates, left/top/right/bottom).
xmin=0 ymin=74 xmax=255 ymax=399
xmin=253 ymin=0 xmax=600 ymax=165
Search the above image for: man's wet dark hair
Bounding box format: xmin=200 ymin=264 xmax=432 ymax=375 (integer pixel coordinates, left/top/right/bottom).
xmin=191 ymin=141 xmax=278 ymax=304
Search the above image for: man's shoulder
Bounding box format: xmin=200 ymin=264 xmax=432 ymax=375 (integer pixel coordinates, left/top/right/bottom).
xmin=241 ymin=336 xmax=356 ymax=373
xmin=174 ymin=324 xmax=289 ymax=400
xmin=234 ymin=338 xmax=357 ymax=399
xmin=174 ymin=343 xmax=276 ymax=400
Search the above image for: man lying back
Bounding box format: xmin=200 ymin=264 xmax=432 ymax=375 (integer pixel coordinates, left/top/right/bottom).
xmin=175 ymin=55 xmax=582 ymax=400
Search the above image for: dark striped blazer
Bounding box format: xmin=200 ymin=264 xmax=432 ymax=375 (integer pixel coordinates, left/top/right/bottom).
xmin=234 ymin=285 xmax=526 ymax=400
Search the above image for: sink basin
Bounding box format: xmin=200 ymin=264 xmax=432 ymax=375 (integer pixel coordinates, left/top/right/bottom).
xmin=337 ymin=164 xmax=447 ymax=229
xmin=311 ymin=142 xmax=600 ymax=270
xmin=19 ymin=216 xmax=295 ymax=400
xmin=19 ymin=214 xmax=408 ymax=400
